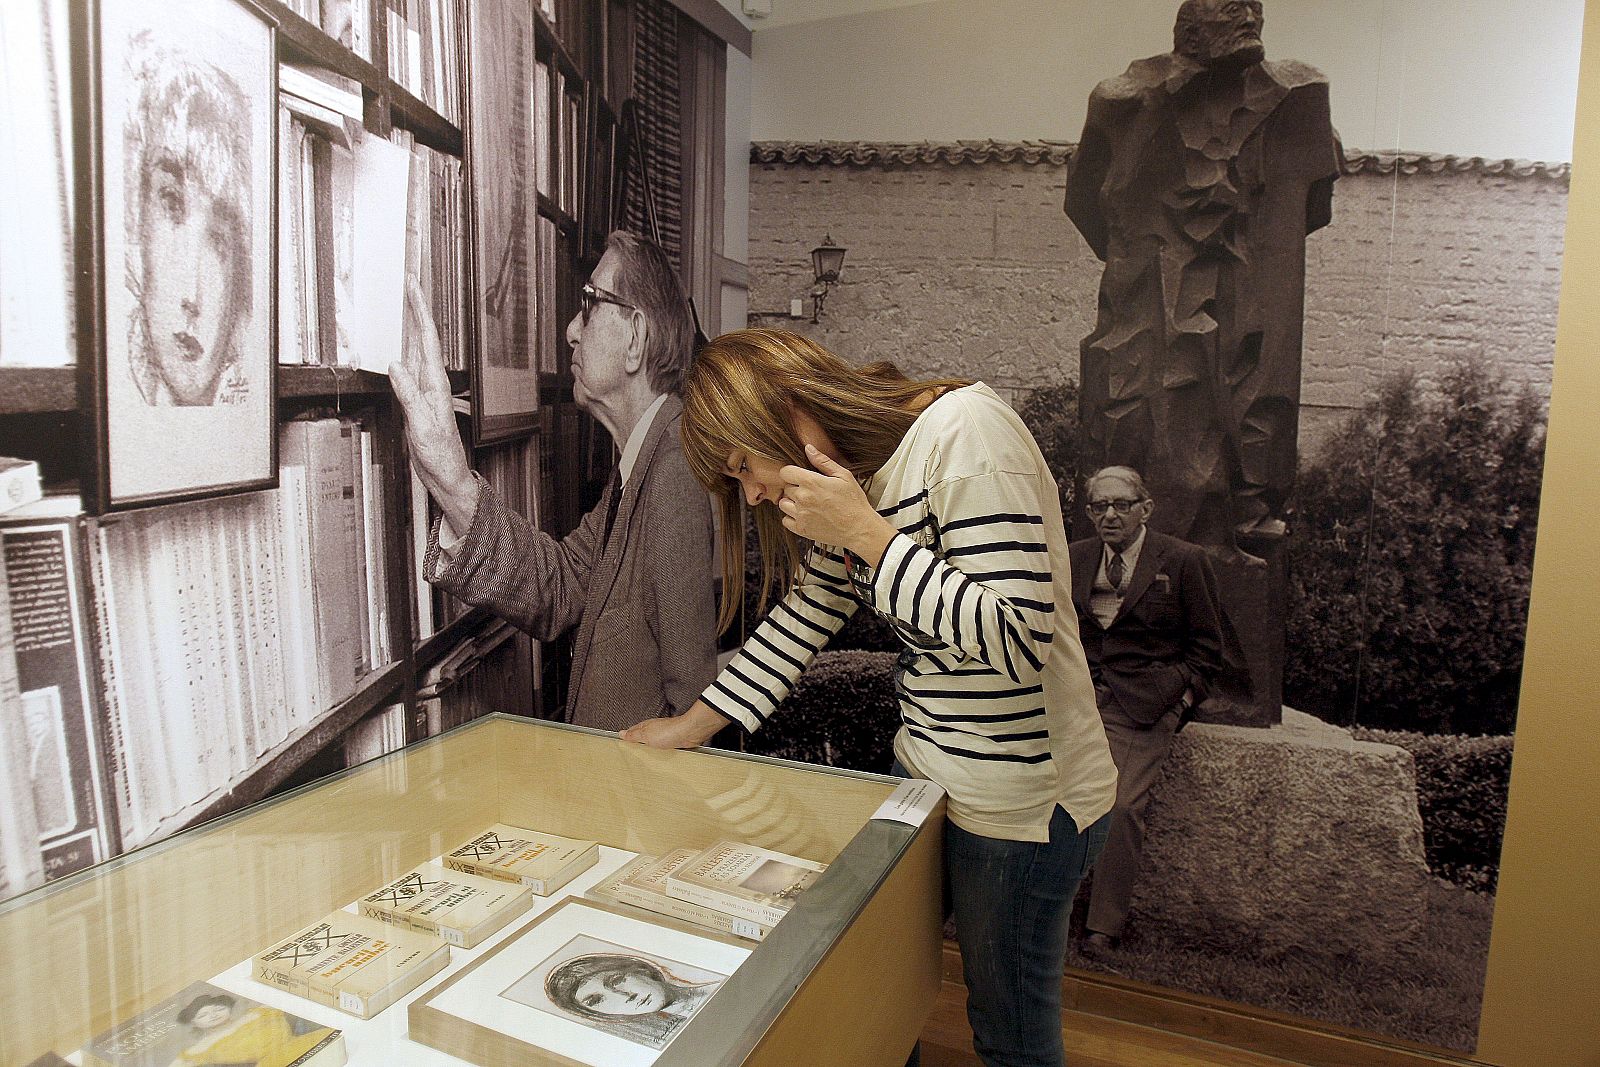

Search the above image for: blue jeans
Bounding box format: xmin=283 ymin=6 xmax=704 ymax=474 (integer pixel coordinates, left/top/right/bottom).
xmin=897 ymin=762 xmax=1111 ymax=1067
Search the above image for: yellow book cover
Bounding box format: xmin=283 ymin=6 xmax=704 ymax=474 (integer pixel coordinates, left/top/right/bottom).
xmin=442 ymin=822 xmax=599 ymax=895
xmin=253 ymin=911 xmax=450 ymax=1019
xmin=80 ymin=980 xmax=345 ymax=1067
xmin=592 ymin=849 xmax=771 ymax=941
xmin=663 ymin=840 xmax=827 ymax=929
xmin=359 ymin=862 xmax=533 ymax=947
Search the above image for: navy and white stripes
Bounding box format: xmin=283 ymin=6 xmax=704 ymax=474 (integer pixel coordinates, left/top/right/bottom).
xmin=699 ymin=383 xmax=1118 ymax=843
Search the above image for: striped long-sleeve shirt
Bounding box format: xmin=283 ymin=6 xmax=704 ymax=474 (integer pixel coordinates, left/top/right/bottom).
xmin=702 ymin=384 xmax=1117 ymax=842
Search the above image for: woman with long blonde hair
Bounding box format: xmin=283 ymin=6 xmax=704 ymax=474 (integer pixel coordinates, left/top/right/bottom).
xmin=624 ymin=329 xmax=1116 ymax=1067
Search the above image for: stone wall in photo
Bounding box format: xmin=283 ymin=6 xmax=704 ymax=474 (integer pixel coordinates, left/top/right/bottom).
xmin=746 ymin=144 xmax=1567 ymax=458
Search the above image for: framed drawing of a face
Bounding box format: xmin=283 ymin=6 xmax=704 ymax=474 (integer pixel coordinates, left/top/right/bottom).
xmin=76 ymin=0 xmax=277 ymax=511
xmin=411 ymin=897 xmax=752 ymax=1067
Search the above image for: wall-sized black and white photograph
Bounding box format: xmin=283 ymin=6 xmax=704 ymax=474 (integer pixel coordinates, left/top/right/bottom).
xmin=0 ymin=0 xmax=730 ymax=911
xmin=91 ymin=0 xmax=278 ymax=507
xmin=737 ymin=0 xmax=1580 ymax=1054
xmin=3 ymin=0 xmax=1599 ymax=1062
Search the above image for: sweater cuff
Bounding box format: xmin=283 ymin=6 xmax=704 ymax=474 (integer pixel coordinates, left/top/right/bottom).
xmin=699 ymin=685 xmax=761 ymax=734
xmin=422 ymin=472 xmax=490 ymax=582
xmin=867 ymin=532 xmax=929 ymax=620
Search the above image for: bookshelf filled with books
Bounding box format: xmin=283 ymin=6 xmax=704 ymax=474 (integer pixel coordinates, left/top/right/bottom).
xmin=0 ymin=0 xmax=744 ymax=904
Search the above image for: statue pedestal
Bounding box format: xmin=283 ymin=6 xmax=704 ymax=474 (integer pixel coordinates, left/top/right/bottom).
xmin=1127 ymin=711 xmax=1431 ymax=960
xmin=1200 ymin=534 xmax=1288 ymax=727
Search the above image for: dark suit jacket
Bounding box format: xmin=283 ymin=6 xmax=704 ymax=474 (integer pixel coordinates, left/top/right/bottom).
xmin=425 ymin=395 xmax=719 ymax=731
xmin=1070 ymin=529 xmax=1224 ymax=726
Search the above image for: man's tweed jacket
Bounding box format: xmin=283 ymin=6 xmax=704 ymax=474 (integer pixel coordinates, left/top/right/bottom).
xmin=424 ymin=395 xmax=719 ymax=730
xmin=1068 ymin=529 xmax=1223 ymax=725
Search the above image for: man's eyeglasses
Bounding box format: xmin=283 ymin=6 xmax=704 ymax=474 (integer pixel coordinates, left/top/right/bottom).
xmin=1086 ymin=499 xmax=1145 ymax=516
xmin=579 ymin=282 xmax=636 ymax=324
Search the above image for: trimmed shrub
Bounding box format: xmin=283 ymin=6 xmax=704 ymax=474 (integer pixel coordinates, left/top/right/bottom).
xmin=1352 ymin=727 xmax=1513 ymax=892
xmin=1015 ymin=378 xmax=1081 ymax=521
xmin=741 ymin=651 xmax=901 ymax=774
xmin=1285 ymin=363 xmax=1545 ymax=736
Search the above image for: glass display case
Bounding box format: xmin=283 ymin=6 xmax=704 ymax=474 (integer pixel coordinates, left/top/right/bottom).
xmin=0 ymin=716 xmax=944 ymax=1067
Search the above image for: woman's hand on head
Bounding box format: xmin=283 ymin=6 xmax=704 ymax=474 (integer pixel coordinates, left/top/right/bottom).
xmin=778 ymin=444 xmax=896 ymax=564
xmin=620 ymin=701 xmax=728 ymax=749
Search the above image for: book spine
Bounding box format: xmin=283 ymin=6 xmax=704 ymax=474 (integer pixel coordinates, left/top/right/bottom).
xmin=358 ymin=900 xmax=468 ymax=947
xmin=252 ymin=958 xmax=328 ymax=1008
xmin=540 ymin=844 xmax=599 ymax=894
xmin=665 ymin=877 xmax=789 ymax=929
xmin=2 ymin=519 xmax=116 ymax=875
xmin=0 ymin=555 xmax=44 ymax=896
xmin=442 ymin=855 xmax=510 ymax=884
xmin=605 ymin=883 xmax=769 ymax=941
xmin=286 ymin=1031 xmax=346 ymax=1067
xmin=347 ymin=943 xmax=449 ymax=1018
xmin=0 ymin=461 xmax=42 ymax=512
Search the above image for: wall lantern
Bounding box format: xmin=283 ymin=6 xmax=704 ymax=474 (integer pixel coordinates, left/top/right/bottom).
xmin=747 ymin=234 xmax=849 ymax=326
xmin=807 ymin=234 xmax=846 ymax=323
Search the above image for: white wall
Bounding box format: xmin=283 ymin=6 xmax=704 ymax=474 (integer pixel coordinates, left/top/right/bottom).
xmin=749 ymin=0 xmax=1585 ymax=162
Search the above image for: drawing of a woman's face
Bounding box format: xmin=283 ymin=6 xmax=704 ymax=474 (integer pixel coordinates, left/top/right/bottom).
xmin=573 ymin=969 xmax=671 ymax=1016
xmin=137 ymin=154 xmax=243 ymax=405
xmin=123 ymin=38 xmax=253 ymax=407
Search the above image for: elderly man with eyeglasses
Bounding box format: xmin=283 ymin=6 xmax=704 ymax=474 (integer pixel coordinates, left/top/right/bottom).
xmin=393 ymin=231 xmax=718 ymax=732
xmin=1068 ymin=465 xmax=1224 ymax=953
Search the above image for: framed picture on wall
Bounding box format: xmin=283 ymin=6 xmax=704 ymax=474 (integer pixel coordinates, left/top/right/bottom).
xmin=411 ymin=897 xmax=751 ymax=1066
xmin=76 ymin=0 xmax=278 ymax=512
xmin=463 ymin=0 xmax=540 ymax=446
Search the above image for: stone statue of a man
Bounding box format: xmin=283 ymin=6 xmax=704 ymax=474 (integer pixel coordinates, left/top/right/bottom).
xmin=1065 ymin=0 xmax=1340 ymax=557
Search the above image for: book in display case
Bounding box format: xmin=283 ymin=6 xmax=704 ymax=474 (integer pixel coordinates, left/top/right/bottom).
xmin=0 ymin=716 xmax=944 ymax=1067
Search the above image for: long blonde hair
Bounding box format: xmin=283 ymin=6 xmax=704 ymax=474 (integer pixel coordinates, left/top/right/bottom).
xmin=680 ymin=329 xmax=970 ymax=632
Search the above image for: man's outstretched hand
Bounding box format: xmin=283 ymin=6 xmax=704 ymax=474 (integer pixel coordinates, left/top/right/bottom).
xmin=391 ymin=279 xmax=479 ymax=534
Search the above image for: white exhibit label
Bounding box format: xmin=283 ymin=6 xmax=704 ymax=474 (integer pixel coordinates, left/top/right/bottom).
xmin=871 ymin=779 xmax=945 ymax=827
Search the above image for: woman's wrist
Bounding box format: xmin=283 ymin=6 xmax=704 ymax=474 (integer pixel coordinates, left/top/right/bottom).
xmin=850 ymin=516 xmax=897 ymax=570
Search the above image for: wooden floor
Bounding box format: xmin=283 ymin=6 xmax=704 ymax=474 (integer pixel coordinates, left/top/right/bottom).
xmin=918 ymin=975 xmax=1308 ymax=1067
xmin=914 ymin=943 xmax=1476 ymax=1067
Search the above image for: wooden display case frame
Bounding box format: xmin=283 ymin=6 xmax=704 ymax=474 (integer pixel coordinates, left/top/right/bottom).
xmin=0 ymin=715 xmax=944 ymax=1067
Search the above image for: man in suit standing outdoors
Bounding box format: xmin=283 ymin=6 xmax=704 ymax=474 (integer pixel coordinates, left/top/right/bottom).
xmin=1071 ymin=466 xmax=1224 ymax=951
xmin=392 ymin=231 xmax=719 ymax=732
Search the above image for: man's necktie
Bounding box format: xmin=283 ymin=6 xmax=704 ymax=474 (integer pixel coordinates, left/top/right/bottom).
xmin=602 ymin=479 xmax=623 ymax=544
xmin=1106 ymin=551 xmax=1125 ymax=590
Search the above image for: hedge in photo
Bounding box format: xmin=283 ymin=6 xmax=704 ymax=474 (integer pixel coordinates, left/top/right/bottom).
xmin=1285 ymin=363 xmax=1546 ymax=737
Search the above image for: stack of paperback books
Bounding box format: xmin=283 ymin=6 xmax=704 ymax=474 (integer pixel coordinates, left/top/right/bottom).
xmin=360 ymin=862 xmax=533 ymax=948
xmin=592 ymin=840 xmax=827 ymax=939
xmin=253 ymin=911 xmax=451 ymax=1019
xmin=444 ymin=823 xmax=599 ymax=896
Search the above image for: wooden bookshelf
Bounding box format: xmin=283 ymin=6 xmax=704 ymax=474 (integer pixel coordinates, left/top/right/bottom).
xmin=277 ymin=365 xmax=394 ymax=399
xmin=414 ymin=605 xmax=492 ymax=668
xmin=0 ymin=367 xmax=74 ymax=414
xmin=537 ymin=192 xmax=579 ymax=233
xmin=534 ymin=6 xmax=585 ymax=83
xmin=171 ymin=660 xmax=410 ymax=837
xmin=267 ymin=0 xmax=464 ymax=156
xmin=388 ymin=79 xmax=464 ymax=156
